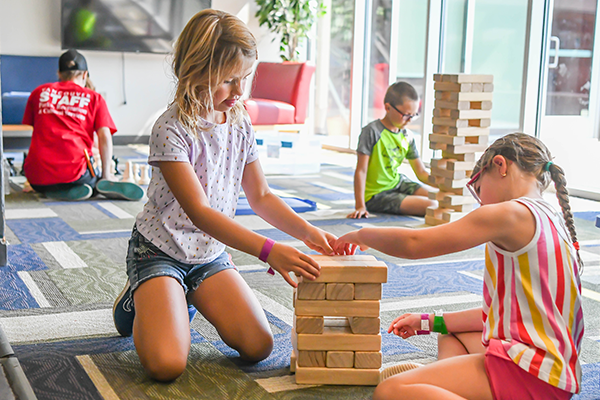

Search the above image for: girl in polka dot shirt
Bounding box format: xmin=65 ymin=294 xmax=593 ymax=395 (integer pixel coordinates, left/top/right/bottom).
xmin=113 ymin=9 xmax=343 ymax=381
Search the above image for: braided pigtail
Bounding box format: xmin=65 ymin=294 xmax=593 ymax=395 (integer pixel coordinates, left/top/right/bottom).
xmin=546 ymin=162 xmax=583 ymax=274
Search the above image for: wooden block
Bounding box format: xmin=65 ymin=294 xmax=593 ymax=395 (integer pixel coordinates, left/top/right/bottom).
xmin=429 ymin=141 xmax=447 ymax=151
xmin=442 ymin=211 xmax=469 ymax=222
xmin=441 ymin=152 xmax=475 ymax=161
xmin=295 ymin=316 xmax=324 ymax=334
xmin=426 ymin=207 xmax=444 ymax=219
xmin=425 ymin=215 xmax=447 ymax=226
xmin=443 ymin=74 xmax=493 ymax=83
xmin=432 ymin=117 xmax=468 ymax=128
xmin=468 ymin=118 xmax=491 ymax=127
xmin=465 ymin=135 xmax=489 ymax=146
xmin=429 ymin=133 xmax=465 ymax=146
xmin=298 ymin=350 xmax=327 ymax=367
xmin=483 ymin=83 xmax=494 ymax=92
xmin=431 ymin=167 xmax=466 ymax=180
xmin=435 ymin=91 xmax=493 ymax=102
xmin=432 ymin=158 xmax=476 ymax=171
xmin=449 ymin=109 xmax=492 ymax=120
xmin=355 ymin=351 xmax=383 ymax=369
xmin=297 ymin=282 xmax=326 ymax=300
xmin=433 ymin=73 xmax=444 ymax=82
xmin=354 ymin=283 xmax=382 ymax=300
xmin=291 ymin=349 xmax=297 ymax=372
xmin=434 ymin=82 xmax=472 ymax=92
xmin=438 ymin=196 xmax=475 ymax=207
xmin=295 ymin=364 xmax=380 ymax=385
xmin=311 ymin=261 xmax=388 ymax=283
xmin=433 ymin=125 xmax=490 ymax=137
xmin=295 ymin=326 xmax=382 ymax=351
xmin=434 ymin=99 xmax=471 ymax=110
xmin=445 ymin=143 xmax=488 ymax=154
xmin=309 ymin=255 xmax=377 ymax=262
xmin=348 ymin=316 xmax=381 ymax=334
xmin=324 ymin=316 xmax=350 ymax=327
xmin=326 ymin=283 xmax=354 ymax=300
xmin=326 ymin=351 xmax=354 ymax=368
xmin=430 ymin=176 xmax=469 ymax=190
xmin=295 ymin=299 xmax=380 ymax=317
xmin=470 ymin=82 xmax=484 ymax=92
xmin=446 ymin=203 xmax=474 ymax=213
xmin=433 ymin=108 xmax=452 ymax=118
xmin=470 ymin=101 xmax=493 ymax=110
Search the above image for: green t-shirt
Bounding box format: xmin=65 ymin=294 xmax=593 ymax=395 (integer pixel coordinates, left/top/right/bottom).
xmin=356 ymin=119 xmax=419 ymax=202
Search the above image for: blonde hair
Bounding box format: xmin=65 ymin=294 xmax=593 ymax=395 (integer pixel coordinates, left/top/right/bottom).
xmin=172 ymin=9 xmax=257 ymax=133
xmin=472 ymin=133 xmax=583 ymax=271
xmin=58 ymin=70 xmax=86 ymax=82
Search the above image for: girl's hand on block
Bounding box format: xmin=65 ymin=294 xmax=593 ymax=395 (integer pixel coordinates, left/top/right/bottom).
xmin=267 ymin=243 xmax=321 ymax=287
xmin=389 ymin=313 xmax=421 ymax=339
xmin=333 ymin=231 xmax=370 ymax=255
xmin=302 ymin=227 xmax=340 ymax=255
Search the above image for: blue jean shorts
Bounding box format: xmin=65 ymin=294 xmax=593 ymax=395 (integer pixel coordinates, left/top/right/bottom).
xmin=126 ymin=226 xmax=236 ymax=296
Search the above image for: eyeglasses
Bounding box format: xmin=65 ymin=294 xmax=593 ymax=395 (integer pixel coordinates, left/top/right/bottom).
xmin=466 ymin=166 xmax=486 ymax=204
xmin=389 ymin=103 xmax=419 ymax=122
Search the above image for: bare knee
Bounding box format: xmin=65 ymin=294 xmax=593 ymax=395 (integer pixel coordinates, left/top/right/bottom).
xmin=237 ymin=330 xmax=273 ymax=362
xmin=140 ymin=349 xmax=188 ymax=382
xmin=374 ymin=378 xmax=404 ymax=400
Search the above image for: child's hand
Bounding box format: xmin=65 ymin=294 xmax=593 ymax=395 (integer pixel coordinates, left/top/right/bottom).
xmin=303 ymin=227 xmax=346 ymax=255
xmin=388 ymin=313 xmax=421 ymax=339
xmin=267 ymin=243 xmax=321 ymax=287
xmin=347 ymin=207 xmax=369 ymax=219
xmin=332 ymin=231 xmax=370 ymax=254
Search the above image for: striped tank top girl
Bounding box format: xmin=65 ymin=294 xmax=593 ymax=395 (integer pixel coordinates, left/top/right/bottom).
xmin=482 ymin=197 xmax=584 ymax=393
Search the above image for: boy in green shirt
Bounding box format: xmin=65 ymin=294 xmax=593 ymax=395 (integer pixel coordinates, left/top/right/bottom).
xmin=348 ymin=82 xmax=436 ymax=218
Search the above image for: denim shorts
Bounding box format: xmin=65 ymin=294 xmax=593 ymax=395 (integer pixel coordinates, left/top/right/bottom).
xmin=366 ymin=174 xmax=421 ymax=214
xmin=126 ymin=226 xmax=236 ymax=296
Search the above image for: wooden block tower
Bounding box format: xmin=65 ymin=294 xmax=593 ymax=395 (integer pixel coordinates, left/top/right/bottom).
xmin=291 ymin=254 xmax=388 ymax=386
xmin=425 ymin=73 xmax=494 ymax=226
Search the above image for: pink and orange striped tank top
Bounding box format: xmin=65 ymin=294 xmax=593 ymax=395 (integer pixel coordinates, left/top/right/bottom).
xmin=482 ymin=197 xmax=584 ymax=393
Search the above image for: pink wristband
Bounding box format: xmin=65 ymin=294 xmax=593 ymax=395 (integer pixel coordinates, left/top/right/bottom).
xmin=259 ymin=238 xmax=276 ymax=275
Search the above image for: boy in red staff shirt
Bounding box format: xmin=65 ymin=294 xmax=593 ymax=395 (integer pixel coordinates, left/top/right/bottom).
xmin=22 ymin=49 xmax=143 ymax=201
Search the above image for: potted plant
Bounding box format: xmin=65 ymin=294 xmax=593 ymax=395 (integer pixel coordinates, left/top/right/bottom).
xmin=255 ymin=0 xmax=326 ymax=61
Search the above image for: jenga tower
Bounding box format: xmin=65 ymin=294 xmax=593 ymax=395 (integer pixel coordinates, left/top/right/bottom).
xmin=425 ymin=73 xmax=494 ymax=226
xmin=291 ymin=255 xmax=388 ymax=386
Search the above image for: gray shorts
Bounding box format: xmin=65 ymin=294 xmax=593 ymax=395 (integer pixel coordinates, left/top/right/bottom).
xmin=365 ymin=174 xmax=422 ymax=214
xmin=126 ymin=226 xmax=236 ymax=295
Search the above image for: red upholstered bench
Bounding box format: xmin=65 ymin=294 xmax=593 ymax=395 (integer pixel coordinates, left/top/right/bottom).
xmin=245 ymin=62 xmax=316 ymax=126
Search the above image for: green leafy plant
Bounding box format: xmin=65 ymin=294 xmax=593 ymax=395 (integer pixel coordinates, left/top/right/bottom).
xmin=255 ymin=0 xmax=326 ymax=61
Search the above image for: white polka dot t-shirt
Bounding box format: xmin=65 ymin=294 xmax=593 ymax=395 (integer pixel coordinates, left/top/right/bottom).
xmin=135 ymin=105 xmax=258 ymax=264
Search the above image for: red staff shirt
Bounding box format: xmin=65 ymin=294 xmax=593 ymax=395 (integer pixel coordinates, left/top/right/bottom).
xmin=23 ymin=80 xmax=117 ymax=185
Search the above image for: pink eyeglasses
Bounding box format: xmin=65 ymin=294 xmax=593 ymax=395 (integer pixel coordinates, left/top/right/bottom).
xmin=466 ymin=166 xmax=486 ymax=204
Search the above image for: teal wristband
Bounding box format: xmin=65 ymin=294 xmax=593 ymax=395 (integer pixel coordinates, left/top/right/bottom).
xmin=433 ymin=315 xmax=448 ymax=334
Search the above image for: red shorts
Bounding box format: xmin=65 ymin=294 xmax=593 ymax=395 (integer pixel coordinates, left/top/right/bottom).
xmin=484 ymin=340 xmax=573 ymax=400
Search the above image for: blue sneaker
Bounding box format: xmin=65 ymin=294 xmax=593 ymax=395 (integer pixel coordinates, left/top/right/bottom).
xmin=113 ymin=280 xmax=198 ymax=337
xmin=97 ymin=180 xmax=144 ymax=201
xmin=44 ymin=184 xmax=93 ymax=201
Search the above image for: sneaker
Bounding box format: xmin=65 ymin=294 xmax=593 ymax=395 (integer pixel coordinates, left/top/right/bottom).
xmin=380 ymin=362 xmax=423 ymax=381
xmin=97 ymin=180 xmax=144 ymax=201
xmin=113 ymin=280 xmax=198 ymax=337
xmin=44 ymin=184 xmax=93 ymax=201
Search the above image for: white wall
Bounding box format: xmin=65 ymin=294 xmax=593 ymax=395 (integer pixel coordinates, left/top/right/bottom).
xmin=0 ymin=0 xmax=281 ymax=137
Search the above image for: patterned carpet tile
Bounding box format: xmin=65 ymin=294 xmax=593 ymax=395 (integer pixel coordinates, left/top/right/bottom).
xmin=7 ymin=218 xmax=82 ymax=243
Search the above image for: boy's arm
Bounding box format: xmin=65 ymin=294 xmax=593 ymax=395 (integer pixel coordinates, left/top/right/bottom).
xmin=409 ymin=157 xmax=436 ymax=187
xmin=348 ymin=153 xmax=370 ymax=219
xmin=97 ymin=127 xmax=115 ymax=180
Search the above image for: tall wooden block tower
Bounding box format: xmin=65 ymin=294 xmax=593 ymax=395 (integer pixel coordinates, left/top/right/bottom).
xmin=426 ymin=73 xmax=494 ymax=226
xmin=291 ymin=255 xmax=388 ymax=385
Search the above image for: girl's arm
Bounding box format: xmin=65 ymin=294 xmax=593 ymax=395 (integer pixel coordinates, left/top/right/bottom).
xmin=241 ymin=160 xmax=337 ymax=255
xmin=334 ymin=199 xmax=535 ymax=258
xmin=158 ymin=160 xmax=320 ymax=287
xmin=389 ymin=308 xmax=483 ymax=338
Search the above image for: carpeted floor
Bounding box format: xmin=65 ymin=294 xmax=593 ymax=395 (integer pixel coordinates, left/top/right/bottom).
xmin=2 ymin=146 xmax=600 ymax=399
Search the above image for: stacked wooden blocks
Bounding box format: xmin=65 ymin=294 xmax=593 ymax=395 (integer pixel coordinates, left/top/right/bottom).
xmin=426 ymin=73 xmax=494 ymax=226
xmin=291 ymin=255 xmax=388 ymax=386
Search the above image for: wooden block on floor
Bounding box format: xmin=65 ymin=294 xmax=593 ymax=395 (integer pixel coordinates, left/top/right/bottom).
xmin=324 ymin=316 xmax=350 ymax=327
xmin=431 ymin=167 xmax=467 ymax=180
xmin=298 ymin=350 xmax=327 ymax=367
xmin=297 ymin=282 xmax=326 ymax=300
xmin=426 ymin=207 xmax=445 ymax=219
xmin=295 ymin=316 xmax=324 ymax=334
xmin=295 ymin=364 xmax=380 ymax=386
xmin=355 ymin=351 xmax=383 ymax=369
xmin=441 ymin=152 xmax=476 ymax=162
xmin=348 ymin=316 xmax=381 ymax=334
xmin=434 ymin=82 xmax=472 ymax=92
xmin=326 ymin=351 xmax=354 ymax=368
xmin=425 ymin=215 xmax=447 ymax=226
xmin=309 ymin=254 xmax=377 ymax=262
xmin=354 ymin=283 xmax=382 ymax=300
xmin=295 ymin=299 xmax=380 ymax=317
xmin=326 ymin=283 xmax=354 ymax=300
xmin=291 ymin=349 xmax=297 ymax=372
xmin=311 ymin=261 xmax=388 ymax=283
xmin=442 ymin=74 xmax=493 ymax=83
xmin=295 ymin=326 xmax=382 ymax=351
xmin=436 ymin=91 xmax=493 ymax=102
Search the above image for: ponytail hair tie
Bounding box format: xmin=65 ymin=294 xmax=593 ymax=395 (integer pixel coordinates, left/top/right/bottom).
xmin=573 ymin=241 xmax=580 ymax=251
xmin=543 ymin=161 xmax=554 ymax=172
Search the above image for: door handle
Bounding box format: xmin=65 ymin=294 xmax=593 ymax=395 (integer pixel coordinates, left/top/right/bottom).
xmin=549 ymin=36 xmax=561 ymax=69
